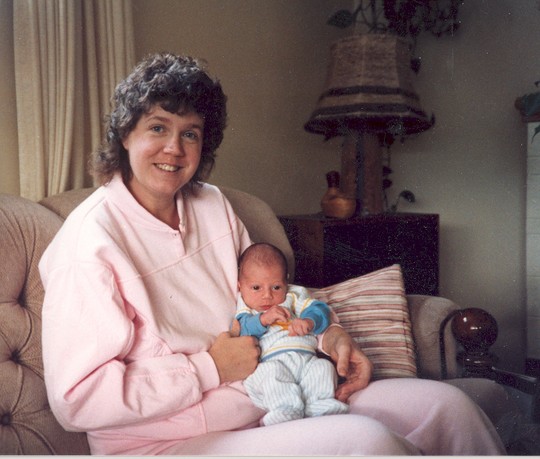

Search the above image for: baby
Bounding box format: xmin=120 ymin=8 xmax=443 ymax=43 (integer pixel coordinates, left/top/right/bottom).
xmin=235 ymin=242 xmax=349 ymax=426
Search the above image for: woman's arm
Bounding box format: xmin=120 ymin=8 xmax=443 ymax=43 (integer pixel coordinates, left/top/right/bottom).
xmin=40 ymin=262 xmax=257 ymax=432
xmin=321 ymin=325 xmax=374 ymax=402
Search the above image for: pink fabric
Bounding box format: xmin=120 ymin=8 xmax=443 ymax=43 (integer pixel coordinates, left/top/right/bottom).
xmin=39 ymin=175 xmax=505 ymax=456
xmin=349 ymin=378 xmax=506 ymax=455
xmin=117 ymin=378 xmax=505 ymax=456
xmin=39 ymin=175 xmax=259 ymax=453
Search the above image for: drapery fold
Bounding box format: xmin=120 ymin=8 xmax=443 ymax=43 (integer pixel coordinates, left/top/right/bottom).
xmin=13 ymin=0 xmax=135 ymax=200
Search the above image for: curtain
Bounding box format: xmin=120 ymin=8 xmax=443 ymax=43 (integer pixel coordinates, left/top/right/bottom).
xmin=13 ymin=0 xmax=135 ymax=201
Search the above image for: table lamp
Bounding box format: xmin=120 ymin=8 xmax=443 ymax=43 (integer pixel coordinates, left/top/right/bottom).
xmin=305 ymin=33 xmax=434 ymax=215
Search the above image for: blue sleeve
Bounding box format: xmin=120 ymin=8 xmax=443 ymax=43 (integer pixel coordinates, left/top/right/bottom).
xmin=236 ymin=312 xmax=267 ymax=338
xmin=300 ymin=301 xmax=332 ymax=335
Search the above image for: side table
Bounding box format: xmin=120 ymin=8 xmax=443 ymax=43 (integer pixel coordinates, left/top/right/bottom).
xmin=278 ymin=212 xmax=439 ymax=295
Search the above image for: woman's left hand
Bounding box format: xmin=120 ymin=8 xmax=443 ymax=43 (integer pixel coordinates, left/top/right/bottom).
xmin=322 ymin=325 xmax=373 ymax=403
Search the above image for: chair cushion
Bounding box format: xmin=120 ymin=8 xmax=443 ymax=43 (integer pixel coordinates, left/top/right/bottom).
xmin=220 ymin=186 xmax=296 ymax=281
xmin=312 ymin=264 xmax=417 ymax=380
xmin=39 ymin=187 xmax=96 ymax=220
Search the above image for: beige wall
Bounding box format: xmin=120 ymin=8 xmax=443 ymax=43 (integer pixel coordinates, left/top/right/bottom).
xmin=131 ymin=0 xmax=536 ymax=369
xmin=387 ymin=1 xmax=536 ymax=368
xmin=132 ymin=0 xmax=349 ymax=213
xmin=1 ymin=0 xmax=538 ymax=369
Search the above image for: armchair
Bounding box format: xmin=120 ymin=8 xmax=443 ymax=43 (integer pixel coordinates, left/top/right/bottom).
xmin=0 ymin=186 xmax=526 ymax=454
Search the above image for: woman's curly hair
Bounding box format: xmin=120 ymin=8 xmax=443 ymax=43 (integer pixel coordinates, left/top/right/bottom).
xmin=91 ymin=53 xmax=227 ymax=190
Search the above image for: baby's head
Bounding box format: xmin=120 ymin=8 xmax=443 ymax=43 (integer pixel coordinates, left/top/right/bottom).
xmin=238 ymin=243 xmax=289 ymax=312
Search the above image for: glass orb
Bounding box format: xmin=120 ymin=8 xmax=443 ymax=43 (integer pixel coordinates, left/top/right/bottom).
xmin=451 ymin=307 xmax=498 ymax=353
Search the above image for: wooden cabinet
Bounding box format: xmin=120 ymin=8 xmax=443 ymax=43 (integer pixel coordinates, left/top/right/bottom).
xmin=278 ymin=213 xmax=439 ymax=295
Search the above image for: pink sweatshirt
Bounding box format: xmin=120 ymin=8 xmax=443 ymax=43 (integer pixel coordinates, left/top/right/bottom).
xmin=39 ymin=174 xmax=263 ymax=454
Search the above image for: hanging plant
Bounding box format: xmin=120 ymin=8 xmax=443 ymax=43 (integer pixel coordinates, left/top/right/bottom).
xmin=515 ymin=80 xmax=540 ymax=140
xmin=327 ymin=0 xmax=463 ymax=72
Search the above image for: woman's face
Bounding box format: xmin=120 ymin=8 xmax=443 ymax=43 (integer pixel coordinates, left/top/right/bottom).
xmin=122 ymin=105 xmax=204 ymax=211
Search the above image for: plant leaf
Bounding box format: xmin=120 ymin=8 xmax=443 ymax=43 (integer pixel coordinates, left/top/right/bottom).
xmin=399 ymin=190 xmax=416 ymax=203
xmin=522 ymin=92 xmax=540 ymax=117
xmin=533 ymin=124 xmax=540 ymax=141
xmin=327 ymin=9 xmax=355 ymax=28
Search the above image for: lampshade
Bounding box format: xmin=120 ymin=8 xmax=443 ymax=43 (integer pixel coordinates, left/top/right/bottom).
xmin=304 ymin=34 xmax=433 ymax=138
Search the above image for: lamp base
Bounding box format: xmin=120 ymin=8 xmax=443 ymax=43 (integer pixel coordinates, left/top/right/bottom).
xmin=452 ymin=308 xmax=499 ymax=378
xmin=340 ymin=131 xmax=383 ymax=215
xmin=457 ymin=350 xmax=498 ymax=378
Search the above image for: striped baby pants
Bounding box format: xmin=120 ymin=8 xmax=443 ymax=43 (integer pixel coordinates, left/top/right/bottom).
xmin=243 ymin=351 xmax=349 ymax=425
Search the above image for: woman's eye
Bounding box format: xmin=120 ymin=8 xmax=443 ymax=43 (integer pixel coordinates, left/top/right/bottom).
xmin=151 ymin=125 xmax=164 ymax=133
xmin=184 ymin=131 xmax=200 ymax=142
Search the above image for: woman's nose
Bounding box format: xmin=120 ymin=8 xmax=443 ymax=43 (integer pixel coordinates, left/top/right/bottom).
xmin=164 ymin=136 xmax=185 ymax=155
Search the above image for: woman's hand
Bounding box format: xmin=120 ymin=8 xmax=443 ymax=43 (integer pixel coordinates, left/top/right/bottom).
xmin=208 ymin=320 xmax=260 ymax=383
xmin=322 ymin=325 xmax=373 ymax=403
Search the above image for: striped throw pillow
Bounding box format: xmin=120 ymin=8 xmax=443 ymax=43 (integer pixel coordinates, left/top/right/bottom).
xmin=312 ymin=264 xmax=417 ymax=380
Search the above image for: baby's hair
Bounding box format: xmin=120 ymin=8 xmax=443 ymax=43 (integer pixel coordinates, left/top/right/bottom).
xmin=238 ymin=243 xmax=289 ymax=280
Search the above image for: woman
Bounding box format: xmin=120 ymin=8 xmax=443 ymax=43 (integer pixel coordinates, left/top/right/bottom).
xmin=39 ymin=53 xmax=505 ymax=455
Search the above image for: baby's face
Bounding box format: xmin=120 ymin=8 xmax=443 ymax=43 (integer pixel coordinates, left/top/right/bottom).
xmin=238 ymin=262 xmax=287 ymax=312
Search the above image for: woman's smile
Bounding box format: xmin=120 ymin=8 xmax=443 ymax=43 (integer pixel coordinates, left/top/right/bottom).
xmin=155 ymin=163 xmax=181 ymax=172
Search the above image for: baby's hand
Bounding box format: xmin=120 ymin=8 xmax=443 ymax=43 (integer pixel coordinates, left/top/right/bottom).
xmin=288 ymin=318 xmax=314 ymax=336
xmin=260 ymin=305 xmax=291 ymax=327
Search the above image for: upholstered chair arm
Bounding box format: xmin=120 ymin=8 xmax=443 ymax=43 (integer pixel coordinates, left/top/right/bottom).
xmin=0 ymin=194 xmax=90 ymax=454
xmin=407 ymin=294 xmax=461 ymax=380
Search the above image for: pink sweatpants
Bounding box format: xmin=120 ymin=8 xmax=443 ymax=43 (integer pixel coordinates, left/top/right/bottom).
xmin=152 ymin=378 xmax=506 ymax=455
